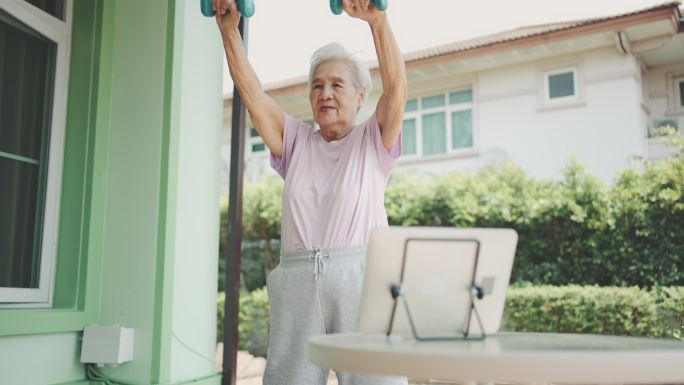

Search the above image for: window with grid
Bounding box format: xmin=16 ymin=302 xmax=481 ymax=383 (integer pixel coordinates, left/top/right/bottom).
xmin=401 ymin=89 xmax=474 ymax=158
xmin=1 ymin=0 xmax=71 ymax=306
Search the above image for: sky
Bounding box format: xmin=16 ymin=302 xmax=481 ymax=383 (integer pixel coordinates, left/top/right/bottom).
xmin=221 ymin=0 xmax=671 ymax=94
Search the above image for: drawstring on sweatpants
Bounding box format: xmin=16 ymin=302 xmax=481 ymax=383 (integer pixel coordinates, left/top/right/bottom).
xmin=277 ymin=245 xmax=366 ymax=281
xmin=308 ymin=245 xmax=330 ymax=280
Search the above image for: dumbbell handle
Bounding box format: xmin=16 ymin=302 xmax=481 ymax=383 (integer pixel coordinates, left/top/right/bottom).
xmin=330 ymin=0 xmax=388 ymax=15
xmin=201 ymin=0 xmax=255 ymax=18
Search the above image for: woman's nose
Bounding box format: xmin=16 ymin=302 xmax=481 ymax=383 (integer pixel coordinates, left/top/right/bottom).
xmin=320 ymin=86 xmax=333 ymax=99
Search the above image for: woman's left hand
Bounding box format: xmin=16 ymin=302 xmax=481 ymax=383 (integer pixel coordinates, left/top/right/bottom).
xmin=342 ymin=0 xmax=386 ymax=24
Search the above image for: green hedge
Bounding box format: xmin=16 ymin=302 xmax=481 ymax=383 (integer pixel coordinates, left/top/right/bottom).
xmin=219 ymin=285 xmax=684 ymax=357
xmin=221 ymin=133 xmax=683 ymax=289
xmin=502 ymin=285 xmax=684 ymax=338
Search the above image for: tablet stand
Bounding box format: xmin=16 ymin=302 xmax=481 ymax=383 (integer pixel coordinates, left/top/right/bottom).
xmin=386 ymin=237 xmax=488 ymax=341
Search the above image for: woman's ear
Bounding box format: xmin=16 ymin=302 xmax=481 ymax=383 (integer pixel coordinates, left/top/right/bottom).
xmin=357 ymin=88 xmax=366 ymax=111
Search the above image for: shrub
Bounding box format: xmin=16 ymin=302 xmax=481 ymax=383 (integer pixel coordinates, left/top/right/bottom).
xmin=219 ymin=285 xmax=684 ymax=357
xmin=502 ymin=285 xmax=684 ymax=339
xmin=221 ymin=139 xmax=684 ymax=288
xmin=219 ymin=176 xmax=283 ymax=291
xmin=218 ymin=287 xmax=271 ymax=356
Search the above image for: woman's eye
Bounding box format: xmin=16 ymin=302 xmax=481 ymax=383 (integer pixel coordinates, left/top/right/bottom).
xmin=313 ymin=84 xmax=322 ymax=90
xmin=333 ymin=83 xmax=342 ymax=88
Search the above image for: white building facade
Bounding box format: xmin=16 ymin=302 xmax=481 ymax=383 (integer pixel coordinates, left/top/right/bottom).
xmin=221 ymin=2 xmax=684 ymax=189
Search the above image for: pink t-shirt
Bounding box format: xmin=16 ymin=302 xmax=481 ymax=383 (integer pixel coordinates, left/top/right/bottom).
xmin=271 ymin=113 xmax=401 ymax=253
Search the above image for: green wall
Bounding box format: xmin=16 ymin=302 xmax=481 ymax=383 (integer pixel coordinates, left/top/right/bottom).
xmin=168 ymin=0 xmax=223 ymax=381
xmin=96 ymin=0 xmax=168 ymax=382
xmin=0 ymin=333 xmax=84 ymax=384
xmin=96 ymin=0 xmax=222 ymax=384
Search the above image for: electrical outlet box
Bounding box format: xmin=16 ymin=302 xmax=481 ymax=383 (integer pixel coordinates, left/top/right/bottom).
xmin=80 ymin=325 xmax=135 ymax=365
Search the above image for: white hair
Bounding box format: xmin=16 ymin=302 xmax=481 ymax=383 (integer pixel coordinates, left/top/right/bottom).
xmin=308 ymin=42 xmax=372 ymax=105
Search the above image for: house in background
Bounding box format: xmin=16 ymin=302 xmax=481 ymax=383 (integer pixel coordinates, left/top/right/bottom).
xmin=221 ymin=1 xmax=684 ymax=187
xmin=1 ymin=1 xmax=223 ymax=384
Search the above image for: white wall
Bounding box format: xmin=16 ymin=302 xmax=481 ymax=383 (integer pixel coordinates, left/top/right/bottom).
xmin=396 ymin=48 xmax=646 ymax=183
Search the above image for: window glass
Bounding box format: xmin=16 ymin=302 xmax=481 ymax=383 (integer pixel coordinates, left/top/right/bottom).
xmin=451 ymin=110 xmax=473 ymax=149
xmin=422 ymin=94 xmax=445 ymax=109
xmin=449 ymin=90 xmax=472 ymax=104
xmin=251 ymin=143 xmax=266 ymax=152
xmin=25 ymin=0 xmax=65 ymax=21
xmin=402 ymin=119 xmax=416 ymax=155
xmin=0 ymin=12 xmax=55 ymax=159
xmin=404 ymin=99 xmax=418 ymax=112
xmin=0 ymin=10 xmax=54 ymax=291
xmin=548 ymin=71 xmax=575 ymax=99
xmin=421 ymin=112 xmax=446 ymax=155
xmin=0 ymin=157 xmax=42 ymax=288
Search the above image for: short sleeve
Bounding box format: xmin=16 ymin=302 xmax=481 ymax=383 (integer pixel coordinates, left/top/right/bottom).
xmin=365 ymin=113 xmax=402 ymax=174
xmin=270 ymin=114 xmax=310 ymax=178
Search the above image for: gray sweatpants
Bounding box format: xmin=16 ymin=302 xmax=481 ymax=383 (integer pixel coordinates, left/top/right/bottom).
xmin=264 ymin=245 xmax=408 ymax=385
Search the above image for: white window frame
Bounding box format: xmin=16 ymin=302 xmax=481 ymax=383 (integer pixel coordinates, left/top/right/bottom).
xmin=537 ymin=61 xmax=585 ymax=111
xmin=400 ymin=87 xmax=476 ymax=161
xmin=544 ymin=67 xmax=578 ymax=103
xmin=0 ymin=0 xmax=73 ymax=307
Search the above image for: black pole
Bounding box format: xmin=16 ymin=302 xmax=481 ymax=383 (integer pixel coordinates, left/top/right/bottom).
xmin=222 ymin=15 xmax=248 ymax=385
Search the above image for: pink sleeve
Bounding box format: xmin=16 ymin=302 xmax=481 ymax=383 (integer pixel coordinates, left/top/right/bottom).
xmin=366 ymin=113 xmax=402 ymax=174
xmin=270 ymin=114 xmax=308 ymax=178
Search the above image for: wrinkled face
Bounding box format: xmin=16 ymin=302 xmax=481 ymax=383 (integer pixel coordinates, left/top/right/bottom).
xmin=309 ymin=60 xmax=364 ymax=133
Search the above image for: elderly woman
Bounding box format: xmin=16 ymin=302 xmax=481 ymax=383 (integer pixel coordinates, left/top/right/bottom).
xmin=214 ymin=0 xmax=407 ymax=384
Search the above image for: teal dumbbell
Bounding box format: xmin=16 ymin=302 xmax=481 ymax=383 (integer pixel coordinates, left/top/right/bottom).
xmin=201 ymin=0 xmax=255 ymax=17
xmin=329 ymin=0 xmax=388 ymax=15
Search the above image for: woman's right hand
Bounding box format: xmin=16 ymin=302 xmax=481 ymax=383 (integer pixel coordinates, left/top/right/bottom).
xmin=213 ymin=0 xmax=241 ymax=34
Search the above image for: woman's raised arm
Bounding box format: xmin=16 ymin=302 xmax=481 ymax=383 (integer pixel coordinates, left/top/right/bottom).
xmin=342 ymin=0 xmax=407 ymax=151
xmin=214 ymin=0 xmax=285 ymax=157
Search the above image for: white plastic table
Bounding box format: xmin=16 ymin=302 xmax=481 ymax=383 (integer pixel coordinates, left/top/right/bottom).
xmin=308 ymin=332 xmax=684 ymax=384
